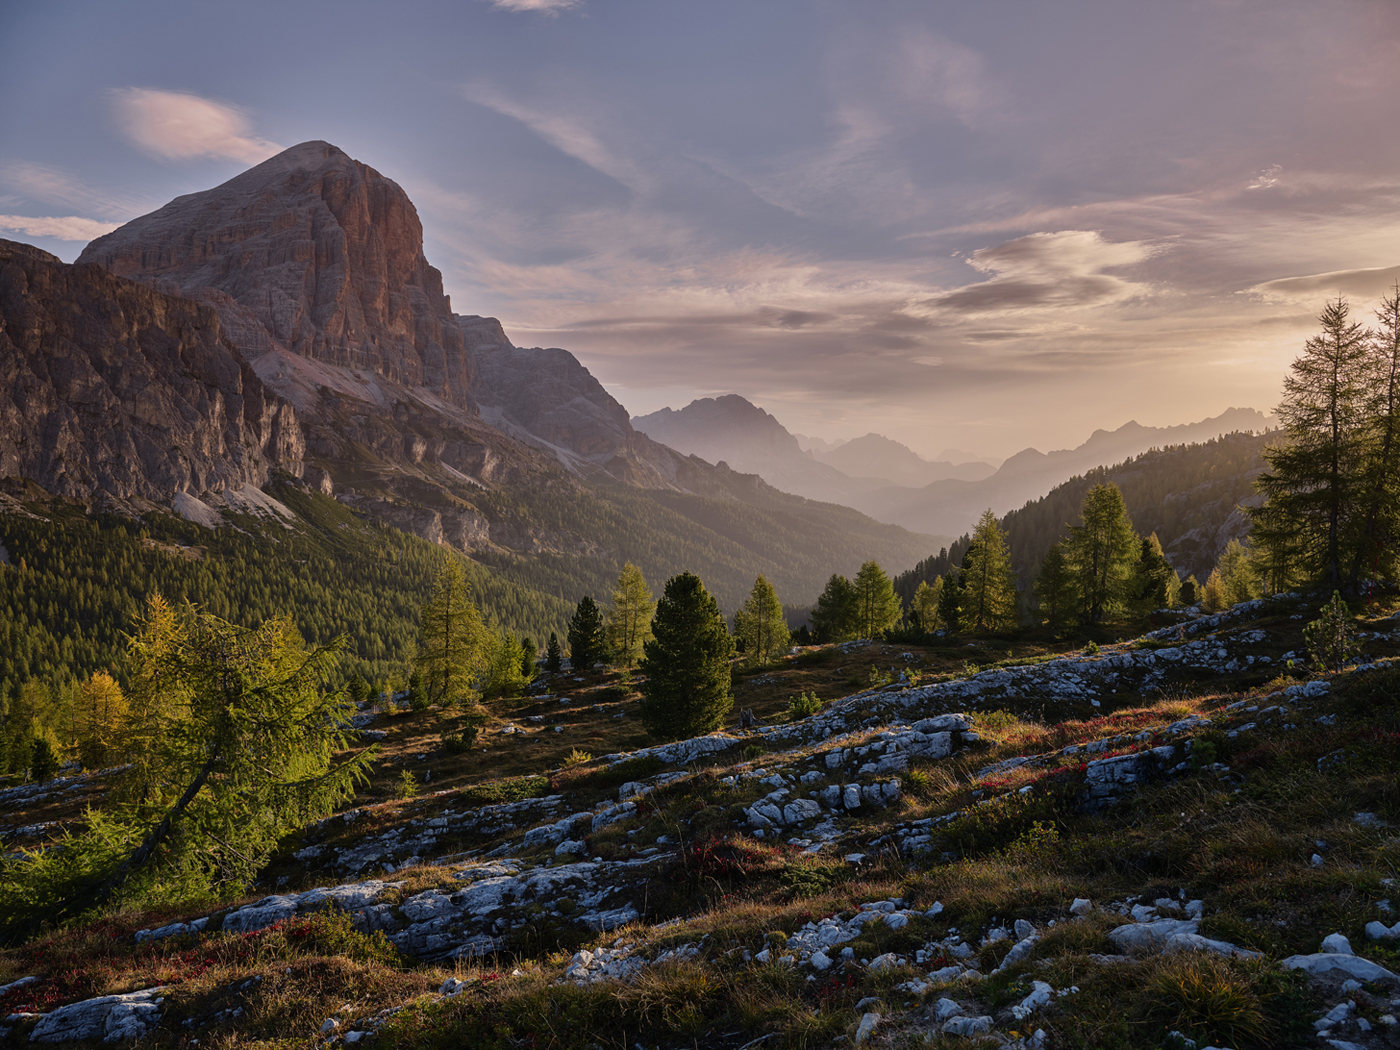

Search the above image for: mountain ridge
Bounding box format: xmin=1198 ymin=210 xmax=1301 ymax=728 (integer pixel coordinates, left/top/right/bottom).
xmin=1 ymin=142 xmax=944 ymax=616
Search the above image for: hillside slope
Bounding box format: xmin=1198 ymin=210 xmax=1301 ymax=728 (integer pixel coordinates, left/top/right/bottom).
xmin=4 ymin=593 xmax=1396 ymax=1050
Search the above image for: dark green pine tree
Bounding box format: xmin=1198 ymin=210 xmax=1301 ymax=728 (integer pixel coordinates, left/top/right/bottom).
xmin=638 ymin=572 xmax=735 ymax=741
xmin=1353 ymin=286 xmax=1400 ymax=586
xmin=1131 ymin=533 xmax=1178 ymax=610
xmin=1065 ymin=482 xmax=1139 ymax=622
xmin=936 ymin=559 xmax=966 ymax=634
xmin=852 ymin=560 xmax=902 ymax=639
xmin=519 ymin=636 xmax=538 ymax=679
xmin=567 ymin=596 xmax=605 ymax=672
xmin=960 ymin=510 xmax=1018 ymax=633
xmin=1034 ymin=542 xmax=1075 ymax=635
xmin=544 ymin=632 xmax=562 ymax=674
xmin=810 ymin=574 xmax=859 ymax=643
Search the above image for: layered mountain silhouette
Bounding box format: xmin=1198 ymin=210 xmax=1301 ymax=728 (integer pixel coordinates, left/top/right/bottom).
xmin=635 ymin=394 xmax=1274 ymax=536
xmin=868 ymin=408 xmax=1277 ymax=535
xmin=812 ymin=434 xmax=996 ymax=488
xmin=634 ymin=398 xmax=997 ymax=505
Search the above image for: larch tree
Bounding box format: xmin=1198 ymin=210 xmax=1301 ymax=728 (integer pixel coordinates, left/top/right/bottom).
xmin=852 ymin=561 xmax=902 ymax=639
xmin=810 ymin=574 xmax=858 ymax=643
xmin=1065 ymin=482 xmax=1139 ymax=623
xmin=567 ymin=596 xmax=605 ymax=671
xmin=638 ymin=572 xmax=735 ymax=741
xmin=605 ymin=562 xmax=654 ymax=667
xmin=414 ymin=560 xmax=488 ymax=706
xmin=960 ymin=510 xmax=1018 ymax=633
xmin=912 ymin=577 xmax=943 ymax=633
xmin=1216 ymin=539 xmax=1258 ymax=607
xmin=0 ymin=597 xmax=375 ymax=933
xmin=76 ymin=670 xmax=127 ymax=770
xmin=481 ymin=632 xmax=530 ymax=699
xmin=1201 ymin=567 xmax=1227 ymax=613
xmin=1250 ymin=297 xmax=1372 ymax=594
xmin=734 ymin=574 xmax=790 ymax=666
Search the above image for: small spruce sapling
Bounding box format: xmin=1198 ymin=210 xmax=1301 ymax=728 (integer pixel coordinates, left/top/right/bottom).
xmin=1303 ymin=591 xmax=1358 ymax=673
xmin=787 ymin=691 xmax=821 ymax=719
xmin=28 ymin=737 xmax=59 ymax=783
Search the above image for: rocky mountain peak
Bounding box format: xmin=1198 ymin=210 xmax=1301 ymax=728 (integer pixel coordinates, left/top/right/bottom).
xmin=78 ymin=140 xmax=476 ymax=411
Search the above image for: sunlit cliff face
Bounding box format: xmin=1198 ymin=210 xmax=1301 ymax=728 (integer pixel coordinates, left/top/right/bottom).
xmin=4 ymin=0 xmax=1399 ymax=456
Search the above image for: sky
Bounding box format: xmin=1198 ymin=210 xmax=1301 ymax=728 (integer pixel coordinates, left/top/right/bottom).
xmin=3 ymin=0 xmax=1399 ymax=459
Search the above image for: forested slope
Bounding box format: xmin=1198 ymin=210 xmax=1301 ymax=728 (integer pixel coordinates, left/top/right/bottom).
xmin=892 ymin=431 xmax=1272 ymax=602
xmin=0 ymin=464 xmax=941 ymax=704
xmin=0 ymin=484 xmax=571 ymax=697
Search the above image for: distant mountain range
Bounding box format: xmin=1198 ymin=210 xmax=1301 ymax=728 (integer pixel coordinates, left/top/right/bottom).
xmin=635 ymin=395 xmax=1276 ymax=536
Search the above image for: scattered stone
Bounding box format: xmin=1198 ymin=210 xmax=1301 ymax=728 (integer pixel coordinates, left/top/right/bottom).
xmin=1283 ymin=952 xmax=1400 ymax=984
xmin=942 ymin=1014 xmax=993 ymax=1036
xmin=1108 ymin=918 xmax=1200 ymax=953
xmin=1011 ymin=981 xmax=1054 ymax=1020
xmin=855 ymin=1012 xmax=881 ymax=1044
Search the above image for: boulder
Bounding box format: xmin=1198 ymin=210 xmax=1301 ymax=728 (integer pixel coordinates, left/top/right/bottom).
xmin=1107 ymin=918 xmax=1200 ymax=953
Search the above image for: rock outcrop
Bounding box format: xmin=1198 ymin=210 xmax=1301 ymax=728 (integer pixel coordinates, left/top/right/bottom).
xmin=0 ymin=239 xmax=301 ymax=508
xmin=464 ymin=316 xmax=699 ymax=488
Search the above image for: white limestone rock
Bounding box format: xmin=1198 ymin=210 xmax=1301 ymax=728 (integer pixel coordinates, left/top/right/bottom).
xmin=942 ymin=1014 xmax=993 ymax=1036
xmin=1107 ymin=918 xmax=1200 ymax=953
xmin=29 ymin=988 xmax=166 ymax=1044
xmin=1282 ymin=952 xmax=1400 ymax=984
xmin=1163 ymin=933 xmax=1263 ymax=960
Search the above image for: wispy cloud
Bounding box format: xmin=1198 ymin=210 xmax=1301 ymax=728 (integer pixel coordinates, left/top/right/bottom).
xmin=462 ymin=82 xmax=642 ymax=191
xmin=1251 ymin=263 xmax=1400 ymax=303
xmin=481 ymin=0 xmax=580 ymax=14
xmin=0 ymin=214 xmax=121 ymax=241
xmin=889 ymin=29 xmax=1004 ymax=129
xmin=926 ymin=231 xmax=1157 ymax=313
xmin=112 ymin=88 xmax=282 ymax=164
xmin=0 ymin=162 xmax=147 ymax=219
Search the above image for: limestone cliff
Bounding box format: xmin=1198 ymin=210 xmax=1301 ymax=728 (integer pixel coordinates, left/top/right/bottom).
xmin=0 ymin=239 xmax=301 ymax=508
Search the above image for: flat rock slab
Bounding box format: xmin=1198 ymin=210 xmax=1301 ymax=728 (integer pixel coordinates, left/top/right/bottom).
xmin=29 ymin=987 xmax=165 ymax=1043
xmin=1107 ymin=918 xmax=1199 ymax=953
xmin=1282 ymin=952 xmax=1400 ymax=986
